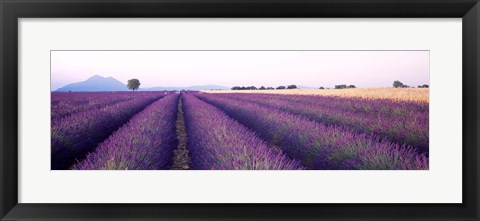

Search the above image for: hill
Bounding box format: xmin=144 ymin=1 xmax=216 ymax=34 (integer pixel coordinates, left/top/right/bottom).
xmin=55 ymin=75 xmax=128 ymax=92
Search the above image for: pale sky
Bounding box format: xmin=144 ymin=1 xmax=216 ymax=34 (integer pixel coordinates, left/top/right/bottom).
xmin=51 ymin=51 xmax=429 ymax=90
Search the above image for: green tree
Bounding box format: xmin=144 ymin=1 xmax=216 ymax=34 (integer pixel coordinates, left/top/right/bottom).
xmin=127 ymin=79 xmax=141 ymax=91
xmin=418 ymin=84 xmax=429 ymax=88
xmin=287 ymin=85 xmax=298 ymax=89
xmin=393 ymin=80 xmax=405 ymax=88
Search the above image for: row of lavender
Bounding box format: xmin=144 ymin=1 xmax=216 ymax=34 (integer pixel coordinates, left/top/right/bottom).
xmin=52 ymin=91 xmax=428 ymax=170
xmin=182 ymin=93 xmax=303 ymax=170
xmin=195 ymin=93 xmax=428 ymax=170
xmin=74 ymin=94 xmax=179 ymax=169
xmin=51 ymin=91 xmax=170 ymax=120
xmin=70 ymin=93 xmax=302 ymax=170
xmin=51 ymin=92 xmax=168 ymax=169
xmin=213 ymin=93 xmax=429 ymax=153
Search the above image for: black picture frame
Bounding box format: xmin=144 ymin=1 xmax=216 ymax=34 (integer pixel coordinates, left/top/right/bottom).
xmin=1 ymin=0 xmax=479 ymax=220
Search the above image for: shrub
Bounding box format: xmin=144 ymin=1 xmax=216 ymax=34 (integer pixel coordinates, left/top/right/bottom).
xmin=393 ymin=80 xmax=406 ymax=88
xmin=287 ymin=85 xmax=297 ymax=89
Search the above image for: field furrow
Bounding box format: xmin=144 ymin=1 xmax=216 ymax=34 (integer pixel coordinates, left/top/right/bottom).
xmin=72 ymin=94 xmax=179 ymax=170
xmin=196 ymin=93 xmax=428 ymax=170
xmin=183 ymin=93 xmax=304 ymax=170
xmin=172 ymin=96 xmax=191 ymax=170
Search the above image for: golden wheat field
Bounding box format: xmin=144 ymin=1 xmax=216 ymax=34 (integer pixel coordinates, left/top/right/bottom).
xmin=202 ymin=88 xmax=429 ymax=103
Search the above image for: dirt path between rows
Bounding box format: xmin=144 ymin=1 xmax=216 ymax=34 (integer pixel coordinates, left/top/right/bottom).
xmin=172 ymin=95 xmax=191 ymax=170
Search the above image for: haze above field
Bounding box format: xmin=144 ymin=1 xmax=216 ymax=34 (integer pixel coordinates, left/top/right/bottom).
xmin=55 ymin=75 xmax=230 ymax=92
xmin=51 ymin=51 xmax=429 ymax=91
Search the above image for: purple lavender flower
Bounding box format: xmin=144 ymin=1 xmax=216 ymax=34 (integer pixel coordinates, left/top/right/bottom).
xmin=72 ymin=94 xmax=179 ymax=170
xmin=51 ymin=92 xmax=166 ymax=169
xmin=51 ymin=91 xmax=169 ymax=120
xmin=196 ymin=93 xmax=428 ymax=170
xmin=183 ymin=93 xmax=304 ymax=170
xmin=213 ymin=93 xmax=429 ymax=153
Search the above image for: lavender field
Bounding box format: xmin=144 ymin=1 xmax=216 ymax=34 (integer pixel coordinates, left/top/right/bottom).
xmin=51 ymin=91 xmax=429 ymax=170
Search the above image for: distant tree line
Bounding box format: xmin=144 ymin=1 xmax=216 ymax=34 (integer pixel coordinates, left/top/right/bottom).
xmin=231 ymin=84 xmax=362 ymax=90
xmin=231 ymin=86 xmax=260 ymax=90
xmin=231 ymin=82 xmax=429 ymax=90
xmin=394 ymin=80 xmax=429 ymax=88
xmin=316 ymin=85 xmax=356 ymax=89
xmin=334 ymin=84 xmax=356 ymax=89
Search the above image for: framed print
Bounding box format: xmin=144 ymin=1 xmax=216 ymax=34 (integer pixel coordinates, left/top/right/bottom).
xmin=49 ymin=50 xmax=430 ymax=171
xmin=1 ymin=0 xmax=479 ymax=220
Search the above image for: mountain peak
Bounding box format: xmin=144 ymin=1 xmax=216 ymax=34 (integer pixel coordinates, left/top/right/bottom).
xmin=88 ymin=75 xmax=105 ymax=80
